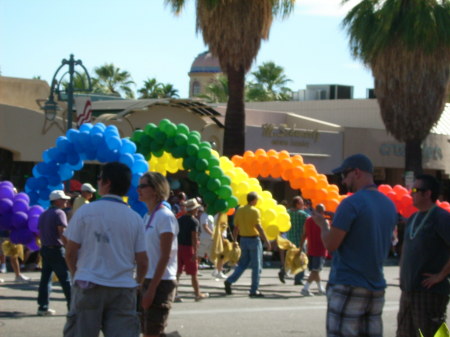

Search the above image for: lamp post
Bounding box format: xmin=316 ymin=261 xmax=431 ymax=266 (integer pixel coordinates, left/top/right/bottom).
xmin=42 ymin=54 xmax=92 ymax=130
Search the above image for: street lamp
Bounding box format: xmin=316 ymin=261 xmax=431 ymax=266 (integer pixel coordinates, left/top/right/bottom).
xmin=42 ymin=54 xmax=92 ymax=130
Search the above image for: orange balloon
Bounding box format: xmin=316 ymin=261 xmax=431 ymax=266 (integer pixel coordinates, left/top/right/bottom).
xmin=243 ymin=150 xmax=255 ymax=159
xmin=304 ymin=176 xmax=318 ymax=189
xmin=255 ymin=149 xmax=266 ymax=156
xmin=291 ymin=166 xmax=305 ymax=179
xmin=325 ymin=198 xmax=340 ymax=213
xmin=279 ymin=150 xmax=290 ymax=160
xmin=231 ymin=155 xmax=244 ymax=166
xmin=315 ymin=188 xmax=328 ymax=201
xmin=271 ymin=162 xmax=283 ymax=178
xmin=226 ymin=208 xmax=235 ymax=216
xmin=266 ymin=149 xmax=278 ymax=157
xmin=291 ymin=155 xmax=304 ymax=166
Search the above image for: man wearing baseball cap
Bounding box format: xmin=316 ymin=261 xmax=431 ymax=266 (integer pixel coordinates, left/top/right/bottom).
xmin=312 ymin=153 xmax=397 ymax=336
xmin=71 ymin=183 xmax=96 ymax=216
xmin=37 ymin=190 xmax=72 ymax=316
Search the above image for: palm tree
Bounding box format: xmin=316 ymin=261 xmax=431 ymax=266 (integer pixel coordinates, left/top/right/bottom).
xmin=166 ymin=0 xmax=295 ymax=157
xmin=197 ymin=75 xmax=229 ymax=103
xmin=342 ymin=0 xmax=450 ymax=174
xmin=250 ymin=61 xmax=292 ymax=100
xmin=94 ymin=63 xmax=135 ymax=99
xmin=138 ymin=78 xmax=162 ymax=99
xmin=159 ymin=83 xmax=180 ymax=98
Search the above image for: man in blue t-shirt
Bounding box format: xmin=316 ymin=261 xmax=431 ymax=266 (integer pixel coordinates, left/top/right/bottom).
xmin=312 ymin=154 xmax=397 ymax=337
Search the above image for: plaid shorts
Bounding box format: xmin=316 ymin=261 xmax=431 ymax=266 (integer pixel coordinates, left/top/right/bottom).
xmin=327 ymin=284 xmax=385 ymax=337
xmin=397 ymin=291 xmax=449 ymax=337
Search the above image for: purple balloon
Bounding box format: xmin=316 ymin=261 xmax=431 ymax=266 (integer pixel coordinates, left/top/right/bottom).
xmin=28 ymin=214 xmax=40 ymax=234
xmin=0 ymin=186 xmax=14 ymax=200
xmin=0 ymin=198 xmax=13 ymax=214
xmin=0 ymin=181 xmax=13 ymax=188
xmin=14 ymin=192 xmax=30 ymax=204
xmin=28 ymin=205 xmax=44 ymax=217
xmin=12 ymin=199 xmax=29 ymax=214
xmin=10 ymin=229 xmax=35 ymax=245
xmin=26 ymin=240 xmax=40 ymax=252
xmin=0 ymin=212 xmax=13 ymax=231
xmin=12 ymin=211 xmax=28 ymax=229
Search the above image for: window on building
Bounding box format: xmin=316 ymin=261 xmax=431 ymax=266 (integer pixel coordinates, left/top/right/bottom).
xmin=192 ymin=81 xmax=201 ymax=96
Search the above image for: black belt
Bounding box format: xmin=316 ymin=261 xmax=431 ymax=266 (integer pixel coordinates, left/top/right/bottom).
xmin=241 ymin=235 xmax=259 ymax=238
xmin=43 ymin=245 xmax=62 ymax=248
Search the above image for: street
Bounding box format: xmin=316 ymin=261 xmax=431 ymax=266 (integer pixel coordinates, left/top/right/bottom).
xmin=0 ymin=261 xmax=447 ymax=337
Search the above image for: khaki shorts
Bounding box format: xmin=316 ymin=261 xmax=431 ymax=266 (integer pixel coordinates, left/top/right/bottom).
xmin=139 ymin=279 xmax=177 ymax=336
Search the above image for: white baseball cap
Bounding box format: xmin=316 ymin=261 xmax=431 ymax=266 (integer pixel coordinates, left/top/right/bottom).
xmin=49 ymin=190 xmax=70 ymax=201
xmin=81 ymin=183 xmax=96 ymax=193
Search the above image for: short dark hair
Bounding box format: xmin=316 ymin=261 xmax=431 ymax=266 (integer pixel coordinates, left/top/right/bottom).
xmin=99 ymin=162 xmax=131 ymax=196
xmin=415 ymin=174 xmax=440 ymax=202
xmin=292 ymin=196 xmax=304 ymax=207
xmin=247 ymin=191 xmax=258 ymax=203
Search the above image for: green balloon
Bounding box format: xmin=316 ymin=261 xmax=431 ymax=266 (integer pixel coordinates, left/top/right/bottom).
xmin=196 ymin=172 xmax=209 ymax=187
xmin=195 ymin=158 xmax=208 ymax=171
xmin=163 ymin=122 xmax=177 ymax=138
xmin=150 ymin=141 xmax=163 ymax=153
xmin=131 ymin=129 xmax=145 ymax=143
xmin=187 ymin=135 xmax=200 ymax=147
xmin=183 ymin=156 xmax=196 ymax=170
xmin=153 ymin=149 xmax=164 ymax=158
xmin=177 ymin=123 xmax=190 ymax=135
xmin=218 ymin=185 xmax=232 ymax=199
xmin=140 ymin=134 xmax=152 ymax=148
xmin=164 ymin=137 xmax=177 ymax=153
xmin=158 ymin=119 xmax=170 ymax=130
xmin=227 ymin=196 xmax=238 ymax=208
xmin=174 ymin=133 xmax=188 ymax=146
xmin=198 ymin=147 xmax=211 ymax=160
xmin=186 ymin=143 xmax=199 ymax=157
xmin=214 ymin=198 xmax=228 ymax=213
xmin=219 ymin=175 xmax=231 ymax=186
xmin=209 ymin=166 xmax=223 ymax=179
xmin=207 ymin=178 xmax=221 ymax=192
xmin=154 ymin=130 xmax=167 ymax=144
xmin=207 ymin=156 xmax=220 ymax=170
xmin=199 ymin=141 xmax=212 ymax=149
xmin=144 ymin=123 xmax=158 ymax=138
xmin=188 ymin=170 xmax=199 ymax=181
xmin=204 ymin=191 xmax=217 ymax=205
xmin=172 ymin=145 xmax=187 ymax=159
xmin=190 ymin=130 xmax=201 ymax=140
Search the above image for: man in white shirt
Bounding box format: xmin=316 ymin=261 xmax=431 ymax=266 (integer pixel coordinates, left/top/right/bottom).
xmin=64 ymin=162 xmax=148 ymax=337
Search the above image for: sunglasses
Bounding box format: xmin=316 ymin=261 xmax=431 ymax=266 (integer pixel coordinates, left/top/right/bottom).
xmin=341 ymin=168 xmax=355 ymax=180
xmin=137 ymin=183 xmax=151 ymax=189
xmin=411 ymin=187 xmax=427 ymax=193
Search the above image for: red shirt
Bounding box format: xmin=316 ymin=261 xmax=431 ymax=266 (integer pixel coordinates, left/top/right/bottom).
xmin=304 ymin=217 xmax=327 ymax=257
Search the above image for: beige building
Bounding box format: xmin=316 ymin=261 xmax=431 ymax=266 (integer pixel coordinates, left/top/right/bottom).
xmin=188 ymin=51 xmax=222 ymax=98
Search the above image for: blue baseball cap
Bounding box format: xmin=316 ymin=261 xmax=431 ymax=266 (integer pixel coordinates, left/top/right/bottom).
xmin=332 ymin=153 xmax=374 ymax=174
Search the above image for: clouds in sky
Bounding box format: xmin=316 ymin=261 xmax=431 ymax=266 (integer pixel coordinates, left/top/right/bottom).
xmin=295 ymin=0 xmax=361 ymax=17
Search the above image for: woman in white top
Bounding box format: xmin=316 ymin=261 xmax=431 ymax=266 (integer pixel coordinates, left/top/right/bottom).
xmin=138 ymin=172 xmax=179 ymax=337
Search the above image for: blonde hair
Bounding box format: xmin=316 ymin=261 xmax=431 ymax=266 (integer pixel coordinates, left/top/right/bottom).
xmin=141 ymin=172 xmax=170 ymax=202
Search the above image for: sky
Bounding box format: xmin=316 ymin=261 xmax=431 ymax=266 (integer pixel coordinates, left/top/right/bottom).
xmin=0 ymin=0 xmax=373 ymax=99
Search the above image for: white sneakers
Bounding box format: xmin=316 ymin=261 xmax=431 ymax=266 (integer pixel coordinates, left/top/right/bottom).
xmin=212 ymin=270 xmax=227 ymax=279
xmin=37 ymin=308 xmax=56 ymax=316
xmin=301 ymin=288 xmax=315 ymax=297
xmin=15 ymin=274 xmax=31 ymax=283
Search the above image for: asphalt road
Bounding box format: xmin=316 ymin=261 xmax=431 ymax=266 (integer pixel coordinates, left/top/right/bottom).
xmin=0 ymin=261 xmax=448 ymax=337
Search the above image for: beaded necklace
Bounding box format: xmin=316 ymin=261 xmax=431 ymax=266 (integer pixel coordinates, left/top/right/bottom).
xmin=409 ymin=205 xmax=436 ymax=240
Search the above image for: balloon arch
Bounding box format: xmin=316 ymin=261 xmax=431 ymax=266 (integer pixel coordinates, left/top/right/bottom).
xmin=4 ymin=118 xmax=448 ymax=248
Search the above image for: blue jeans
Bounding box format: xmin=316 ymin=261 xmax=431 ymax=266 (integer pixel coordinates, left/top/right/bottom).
xmin=226 ymin=237 xmax=262 ymax=294
xmin=37 ymin=246 xmax=71 ymax=310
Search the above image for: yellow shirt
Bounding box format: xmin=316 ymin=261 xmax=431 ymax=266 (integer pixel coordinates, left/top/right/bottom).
xmin=72 ymin=196 xmax=89 ymax=214
xmin=234 ymin=204 xmax=260 ymax=237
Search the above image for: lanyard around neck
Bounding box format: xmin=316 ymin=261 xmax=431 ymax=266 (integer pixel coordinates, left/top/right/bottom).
xmin=409 ymin=205 xmax=436 ymax=239
xmin=145 ymin=202 xmax=163 ymax=230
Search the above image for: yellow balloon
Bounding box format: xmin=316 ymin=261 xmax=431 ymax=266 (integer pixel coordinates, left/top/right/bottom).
xmin=265 ymin=225 xmax=280 ymax=241
xmin=277 ymin=213 xmax=291 ymax=232
xmin=263 ymin=209 xmax=277 ymax=223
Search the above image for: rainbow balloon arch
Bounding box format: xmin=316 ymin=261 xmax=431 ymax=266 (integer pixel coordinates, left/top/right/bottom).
xmin=1 ymin=118 xmax=449 ymax=249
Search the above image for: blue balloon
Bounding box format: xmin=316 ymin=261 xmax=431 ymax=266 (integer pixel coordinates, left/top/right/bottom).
xmin=58 ymin=164 xmax=74 ymax=181
xmin=79 ymin=123 xmax=93 ymax=132
xmin=66 ymin=129 xmax=79 ymax=143
xmin=38 ymin=188 xmax=51 ymax=201
xmin=106 ymin=136 xmax=122 ymax=151
xmin=36 ymin=176 xmax=49 ymax=190
xmin=120 ymin=138 xmax=137 ymax=154
xmin=70 ymin=159 xmax=84 ymax=171
xmin=119 ymin=153 xmax=135 ymax=168
xmin=56 ymin=136 xmax=72 ymax=152
xmin=132 ymin=160 xmax=148 ymax=175
xmin=90 ymin=132 xmax=104 ymax=146
xmin=26 ymin=177 xmax=39 ymax=190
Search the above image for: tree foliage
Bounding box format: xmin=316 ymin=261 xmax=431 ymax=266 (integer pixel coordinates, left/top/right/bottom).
xmin=93 ymin=63 xmax=135 ymax=99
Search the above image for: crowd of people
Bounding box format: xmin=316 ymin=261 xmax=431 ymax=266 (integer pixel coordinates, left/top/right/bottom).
xmin=1 ymin=153 xmax=449 ymax=337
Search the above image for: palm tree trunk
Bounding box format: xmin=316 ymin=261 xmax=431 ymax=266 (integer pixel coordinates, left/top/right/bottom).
xmin=405 ymin=139 xmax=423 ymax=175
xmin=223 ymin=66 xmax=246 ymax=157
